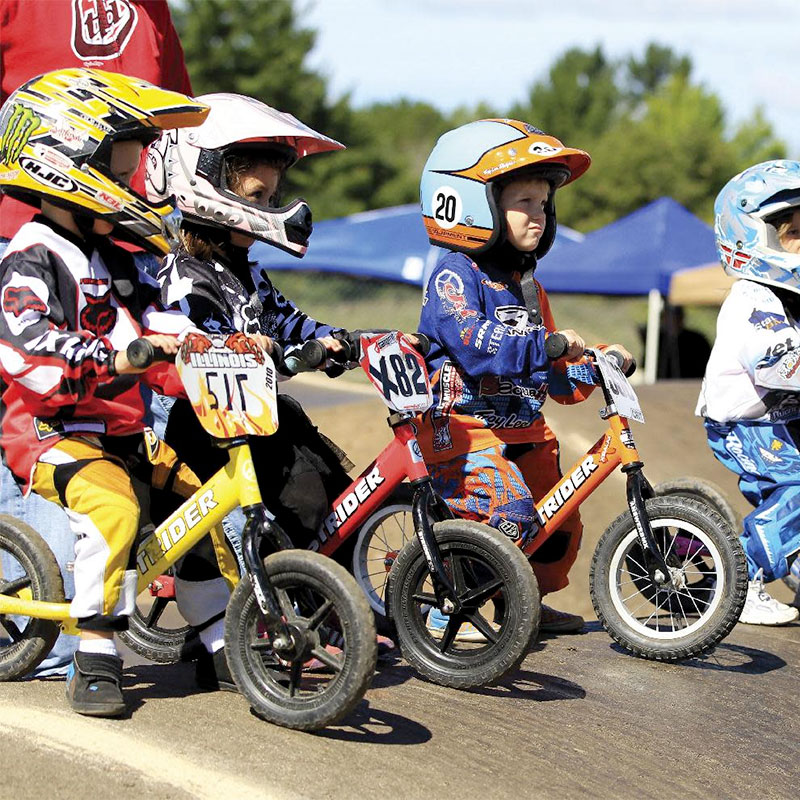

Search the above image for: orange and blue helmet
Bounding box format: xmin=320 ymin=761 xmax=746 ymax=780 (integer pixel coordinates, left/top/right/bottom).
xmin=420 ymin=118 xmax=590 ymax=257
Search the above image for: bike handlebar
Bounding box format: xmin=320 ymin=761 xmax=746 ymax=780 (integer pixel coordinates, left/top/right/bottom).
xmin=544 ymin=334 xmax=637 ymax=377
xmin=126 ymin=338 xmax=173 ymax=369
xmin=284 ymin=331 xmax=431 ymax=375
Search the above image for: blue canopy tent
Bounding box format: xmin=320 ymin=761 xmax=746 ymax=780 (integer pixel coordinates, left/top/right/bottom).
xmin=534 ymin=197 xmax=718 ymax=382
xmin=251 ymin=203 xmax=585 ymax=286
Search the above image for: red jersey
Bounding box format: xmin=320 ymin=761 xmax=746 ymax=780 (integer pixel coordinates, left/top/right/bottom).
xmin=0 ymin=0 xmax=193 ymax=239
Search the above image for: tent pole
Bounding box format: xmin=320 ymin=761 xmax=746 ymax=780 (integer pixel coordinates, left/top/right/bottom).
xmin=644 ymin=289 xmax=663 ymax=384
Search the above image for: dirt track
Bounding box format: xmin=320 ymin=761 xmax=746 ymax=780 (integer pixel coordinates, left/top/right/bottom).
xmin=2 ymin=378 xmax=798 ymax=799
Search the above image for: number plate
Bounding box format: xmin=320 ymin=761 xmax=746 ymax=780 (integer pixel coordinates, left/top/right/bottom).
xmin=590 ymin=348 xmax=645 ymax=424
xmin=176 ymin=332 xmax=279 ymax=438
xmin=360 ymin=332 xmax=433 ymax=412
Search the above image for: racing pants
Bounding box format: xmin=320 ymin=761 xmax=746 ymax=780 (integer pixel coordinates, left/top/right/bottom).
xmin=706 ymin=418 xmax=800 ymax=582
xmin=31 ymin=432 xmax=238 ymax=631
xmin=428 ymin=428 xmax=582 ymax=595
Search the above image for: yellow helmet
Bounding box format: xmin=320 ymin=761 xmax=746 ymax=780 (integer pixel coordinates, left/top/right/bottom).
xmin=0 ymin=68 xmax=209 ymax=254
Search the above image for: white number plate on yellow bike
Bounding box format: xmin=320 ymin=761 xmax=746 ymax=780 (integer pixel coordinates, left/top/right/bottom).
xmin=590 ymin=348 xmax=645 ymax=424
xmin=177 ymin=332 xmax=279 ymax=438
xmin=360 ymin=332 xmax=433 ymax=413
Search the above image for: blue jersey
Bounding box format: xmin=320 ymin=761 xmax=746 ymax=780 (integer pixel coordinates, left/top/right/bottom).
xmin=417 ymin=252 xmax=594 ymax=459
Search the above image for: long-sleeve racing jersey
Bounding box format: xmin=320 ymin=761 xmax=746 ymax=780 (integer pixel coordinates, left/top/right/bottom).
xmin=696 ymin=279 xmax=800 ymax=424
xmin=417 ymin=251 xmax=595 ymax=461
xmin=158 ymin=248 xmax=341 ymax=343
xmin=0 ymin=218 xmax=192 ymax=491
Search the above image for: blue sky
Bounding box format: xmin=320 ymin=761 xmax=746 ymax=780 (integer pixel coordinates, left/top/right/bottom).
xmin=304 ymin=0 xmax=800 ymax=156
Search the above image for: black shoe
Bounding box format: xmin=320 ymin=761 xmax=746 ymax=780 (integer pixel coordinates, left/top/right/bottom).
xmin=195 ymin=647 xmax=237 ymax=692
xmin=66 ymin=652 xmax=126 ymax=718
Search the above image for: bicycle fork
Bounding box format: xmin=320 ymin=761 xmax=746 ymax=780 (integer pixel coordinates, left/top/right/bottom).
xmin=410 ymin=478 xmax=460 ymax=613
xmin=623 ymin=464 xmax=672 ymax=585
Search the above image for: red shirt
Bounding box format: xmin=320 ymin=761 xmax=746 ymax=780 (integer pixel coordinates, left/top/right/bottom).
xmin=0 ymin=0 xmax=193 ymax=239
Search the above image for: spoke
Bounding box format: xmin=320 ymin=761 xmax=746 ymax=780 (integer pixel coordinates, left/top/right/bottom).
xmin=449 ymin=554 xmax=467 ymax=595
xmin=309 ymin=645 xmax=344 ymax=673
xmin=373 ymin=524 xmax=391 ymax=550
xmin=288 ymin=660 xmax=303 ymax=697
xmin=437 ymin=619 xmax=458 ymax=652
xmin=367 ymin=569 xmax=389 ymax=579
xmin=304 ymin=599 xmax=334 ymax=632
xmin=625 ymin=554 xmax=648 ymax=575
xmin=460 ymin=577 xmax=503 ymax=607
xmin=144 ymin=596 xmax=169 ymax=628
xmin=465 ymin=612 xmax=499 ymax=644
xmin=661 ymin=529 xmax=678 ymax=561
xmin=412 ymin=591 xmax=438 ymax=605
xmin=0 ymin=617 xmax=23 ymax=642
xmin=275 ymin=588 xmax=296 ymax=621
xmin=0 ymin=576 xmax=31 ymax=595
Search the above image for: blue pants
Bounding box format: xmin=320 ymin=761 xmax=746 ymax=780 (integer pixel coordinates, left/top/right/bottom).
xmin=706 ymin=419 xmax=800 ymax=582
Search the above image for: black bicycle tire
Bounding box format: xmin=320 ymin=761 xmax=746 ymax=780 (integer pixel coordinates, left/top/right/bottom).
xmin=0 ymin=514 xmax=64 ymax=680
xmin=590 ymin=496 xmax=747 ymax=661
xmin=654 ymin=477 xmax=741 ymax=533
xmin=387 ymin=519 xmax=539 ymax=689
xmin=225 ymin=550 xmax=377 ymax=730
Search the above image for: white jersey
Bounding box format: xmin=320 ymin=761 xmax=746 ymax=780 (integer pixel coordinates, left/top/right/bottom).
xmin=696 ymin=279 xmax=800 ymax=423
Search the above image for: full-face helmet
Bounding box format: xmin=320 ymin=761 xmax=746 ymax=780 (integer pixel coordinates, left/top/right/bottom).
xmin=0 ymin=68 xmax=209 ymax=254
xmin=145 ymin=93 xmax=345 ymax=257
xmin=714 ymin=160 xmax=800 ymax=294
xmin=420 ymin=118 xmax=590 ymax=257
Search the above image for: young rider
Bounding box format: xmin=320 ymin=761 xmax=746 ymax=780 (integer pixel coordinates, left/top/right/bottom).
xmin=416 ymin=119 xmax=633 ymax=637
xmin=146 ymin=93 xmax=353 ymax=556
xmin=0 ymin=69 xmax=237 ymax=717
xmin=696 ymin=160 xmax=800 ymax=625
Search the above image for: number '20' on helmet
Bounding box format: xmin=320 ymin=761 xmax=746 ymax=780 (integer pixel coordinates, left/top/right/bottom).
xmin=145 ymin=93 xmax=345 ymax=258
xmin=714 ymin=159 xmax=800 ymax=294
xmin=0 ymin=68 xmax=209 ymax=255
xmin=420 ymin=118 xmax=590 ymax=257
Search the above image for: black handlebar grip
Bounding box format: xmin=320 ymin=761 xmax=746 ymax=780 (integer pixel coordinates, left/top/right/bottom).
xmin=413 ymin=332 xmax=431 ymax=357
xmin=270 ymin=341 xmax=285 ymax=371
xmin=299 ymin=339 xmax=329 ymax=369
xmin=126 ymin=338 xmax=155 ymax=369
xmin=605 ymin=349 xmax=637 ymax=377
xmin=544 ymin=333 xmax=569 ymax=360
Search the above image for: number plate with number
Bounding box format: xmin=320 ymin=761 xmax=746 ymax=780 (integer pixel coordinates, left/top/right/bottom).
xmin=176 ymin=332 xmax=279 ymax=438
xmin=360 ymin=332 xmax=433 ymax=412
xmin=590 ymin=348 xmax=645 ymax=424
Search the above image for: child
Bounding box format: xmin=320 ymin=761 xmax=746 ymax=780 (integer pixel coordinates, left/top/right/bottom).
xmin=696 ymin=160 xmax=800 ymax=625
xmin=0 ymin=68 xmax=237 ymax=717
xmin=416 ymin=119 xmax=633 ymax=637
xmin=146 ymin=93 xmax=354 ymax=554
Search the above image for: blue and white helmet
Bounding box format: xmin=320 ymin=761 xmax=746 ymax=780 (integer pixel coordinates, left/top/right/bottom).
xmin=420 ymin=119 xmax=590 ymax=257
xmin=715 ymin=160 xmax=800 ymax=293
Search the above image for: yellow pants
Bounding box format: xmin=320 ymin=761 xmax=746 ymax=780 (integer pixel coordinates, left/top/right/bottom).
xmin=32 ymin=432 xmax=238 ymax=631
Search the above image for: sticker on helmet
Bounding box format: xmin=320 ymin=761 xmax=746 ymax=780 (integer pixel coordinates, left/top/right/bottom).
xmin=19 ymin=156 xmax=76 ymax=192
xmin=529 ymin=141 xmax=562 ymax=157
xmin=0 ymin=104 xmax=41 ymax=165
xmin=431 ymin=186 xmax=462 ymax=230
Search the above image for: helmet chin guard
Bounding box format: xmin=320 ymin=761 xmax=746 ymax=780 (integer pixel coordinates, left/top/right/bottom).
xmin=420 ymin=118 xmax=590 ymax=257
xmin=146 ymin=93 xmax=344 ymax=257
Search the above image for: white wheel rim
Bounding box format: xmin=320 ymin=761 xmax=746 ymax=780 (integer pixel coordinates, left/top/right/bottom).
xmin=352 ymin=503 xmax=415 ymax=615
xmin=608 ymin=517 xmax=725 ymax=640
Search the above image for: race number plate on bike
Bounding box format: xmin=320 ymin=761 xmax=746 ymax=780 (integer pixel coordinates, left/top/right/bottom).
xmin=176 ymin=332 xmax=279 ymax=438
xmin=590 ymin=348 xmax=645 ymax=424
xmin=359 ymin=332 xmax=433 ymax=413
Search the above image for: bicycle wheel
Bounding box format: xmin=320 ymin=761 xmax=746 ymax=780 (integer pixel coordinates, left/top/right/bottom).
xmin=654 ymin=477 xmax=742 ymax=533
xmin=225 ymin=550 xmax=377 ymax=731
xmin=118 ymin=577 xmax=199 ymax=664
xmin=387 ymin=520 xmax=539 ymax=689
xmin=0 ymin=515 xmax=64 ymax=680
xmin=351 ymin=485 xmax=415 ymax=620
xmin=590 ymin=496 xmax=747 ymax=661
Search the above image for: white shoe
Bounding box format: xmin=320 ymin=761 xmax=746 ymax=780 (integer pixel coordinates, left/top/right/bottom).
xmin=739 ymin=569 xmax=799 ymax=626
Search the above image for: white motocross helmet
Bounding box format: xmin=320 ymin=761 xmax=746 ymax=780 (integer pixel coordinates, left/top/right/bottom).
xmin=145 ymin=93 xmax=344 ymax=257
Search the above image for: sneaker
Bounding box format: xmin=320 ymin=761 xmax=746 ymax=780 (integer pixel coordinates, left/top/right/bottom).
xmin=539 ymin=605 xmax=585 ymax=634
xmin=739 ymin=569 xmax=799 ymax=626
xmin=195 ymin=647 xmax=237 ymax=692
xmin=65 ymin=652 xmax=126 ymax=718
xmin=426 ymin=607 xmax=499 ymax=643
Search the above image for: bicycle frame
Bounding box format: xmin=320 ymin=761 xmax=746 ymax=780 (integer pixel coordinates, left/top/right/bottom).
xmin=522 ymin=357 xmax=670 ymax=582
